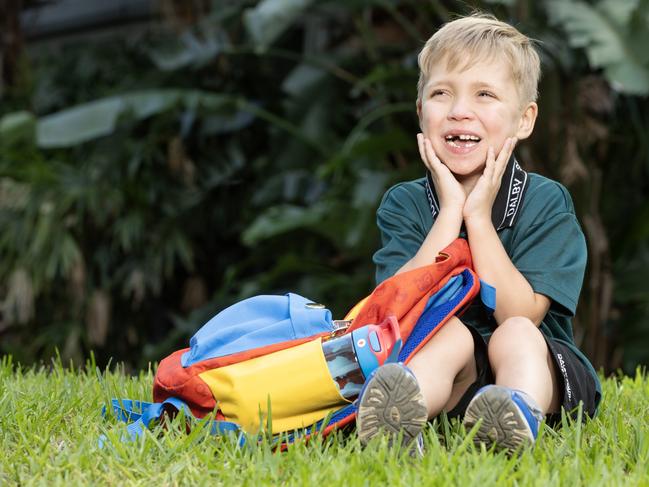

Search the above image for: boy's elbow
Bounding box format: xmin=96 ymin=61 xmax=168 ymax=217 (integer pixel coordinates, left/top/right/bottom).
xmin=494 ymin=293 xmax=551 ymax=327
xmin=531 ymin=293 xmax=551 ymax=325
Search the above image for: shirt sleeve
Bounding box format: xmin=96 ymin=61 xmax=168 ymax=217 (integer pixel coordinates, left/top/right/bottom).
xmin=511 ymin=191 xmax=587 ymax=317
xmin=372 ymin=185 xmax=428 ymax=285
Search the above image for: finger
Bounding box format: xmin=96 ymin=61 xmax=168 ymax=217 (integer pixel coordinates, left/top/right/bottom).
xmin=509 ymin=136 xmax=518 ymax=162
xmin=417 ymin=133 xmax=431 ymax=170
xmin=421 ymin=137 xmax=437 ymax=172
xmin=424 ymin=138 xmax=446 ymax=173
xmin=424 ymin=138 xmax=453 ymax=185
xmin=483 ymin=145 xmax=496 ymax=180
xmin=501 ymin=137 xmax=517 ymax=177
xmin=494 ymin=137 xmax=513 ymax=182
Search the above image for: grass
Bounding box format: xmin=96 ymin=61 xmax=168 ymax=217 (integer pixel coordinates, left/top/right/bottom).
xmin=1 ymin=354 xmax=648 ymax=487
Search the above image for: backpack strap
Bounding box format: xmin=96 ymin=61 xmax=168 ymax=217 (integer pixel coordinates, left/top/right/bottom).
xmin=100 ymin=397 xmax=242 ymax=447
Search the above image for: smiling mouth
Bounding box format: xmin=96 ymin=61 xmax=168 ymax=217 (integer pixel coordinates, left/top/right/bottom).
xmin=444 ymin=134 xmax=481 ymax=149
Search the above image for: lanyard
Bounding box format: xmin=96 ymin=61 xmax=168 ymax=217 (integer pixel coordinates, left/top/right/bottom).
xmin=424 ymin=155 xmax=529 ymax=230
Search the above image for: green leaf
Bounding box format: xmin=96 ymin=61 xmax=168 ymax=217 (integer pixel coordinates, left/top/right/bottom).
xmin=243 ymin=0 xmax=315 ymax=50
xmin=36 ymin=90 xmax=236 ymax=148
xmin=37 ymin=97 xmax=123 ymax=148
xmin=282 ymin=64 xmax=326 ymax=96
xmin=547 ymin=0 xmax=649 ymax=94
xmin=241 ymin=203 xmax=331 ymax=246
xmin=0 ymin=111 xmax=36 ymax=147
xmin=606 ymin=62 xmax=649 ymax=94
xmin=599 ymin=0 xmax=638 ymax=25
xmin=147 ymin=30 xmax=228 ymax=72
xmin=200 ymin=110 xmax=256 ymax=136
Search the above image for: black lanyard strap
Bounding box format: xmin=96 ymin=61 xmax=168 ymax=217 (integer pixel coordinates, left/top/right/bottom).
xmin=424 ymin=155 xmax=529 ymax=231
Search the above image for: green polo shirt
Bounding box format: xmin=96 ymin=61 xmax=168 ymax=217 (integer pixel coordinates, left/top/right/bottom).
xmin=373 ymin=173 xmax=600 ymax=395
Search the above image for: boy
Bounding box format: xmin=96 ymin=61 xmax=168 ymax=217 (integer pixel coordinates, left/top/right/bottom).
xmin=355 ymin=14 xmax=601 ymax=454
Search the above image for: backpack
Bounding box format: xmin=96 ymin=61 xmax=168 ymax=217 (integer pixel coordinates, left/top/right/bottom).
xmin=105 ymin=238 xmax=487 ymax=444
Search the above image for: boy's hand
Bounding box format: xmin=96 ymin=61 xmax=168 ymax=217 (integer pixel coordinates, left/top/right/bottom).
xmin=463 ymin=137 xmax=517 ymax=224
xmin=417 ymin=133 xmax=466 ymax=213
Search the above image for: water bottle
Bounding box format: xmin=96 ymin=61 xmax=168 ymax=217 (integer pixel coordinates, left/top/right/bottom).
xmin=322 ymin=316 xmax=401 ymax=400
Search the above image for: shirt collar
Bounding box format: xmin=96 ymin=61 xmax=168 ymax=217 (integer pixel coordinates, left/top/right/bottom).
xmin=424 ymin=155 xmax=529 ymax=231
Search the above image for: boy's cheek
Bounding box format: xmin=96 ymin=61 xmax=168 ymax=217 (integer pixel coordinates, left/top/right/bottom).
xmin=429 ymin=136 xmax=446 ymax=155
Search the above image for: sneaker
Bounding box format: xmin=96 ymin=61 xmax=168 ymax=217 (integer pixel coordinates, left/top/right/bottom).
xmin=463 ymin=385 xmax=544 ymax=454
xmin=356 ymin=363 xmax=428 ymax=456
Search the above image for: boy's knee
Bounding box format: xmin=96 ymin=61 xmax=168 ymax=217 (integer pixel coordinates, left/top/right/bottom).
xmin=488 ymin=316 xmax=547 ymax=359
xmin=438 ymin=316 xmax=475 ymax=356
xmin=411 ymin=316 xmax=475 ymax=367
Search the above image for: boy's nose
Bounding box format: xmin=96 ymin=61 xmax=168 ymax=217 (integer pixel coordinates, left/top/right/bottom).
xmin=447 ymin=98 xmax=474 ymax=121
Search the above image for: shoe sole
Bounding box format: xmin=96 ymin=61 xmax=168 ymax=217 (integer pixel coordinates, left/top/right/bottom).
xmin=463 ymin=386 xmax=535 ymax=453
xmin=356 ymin=363 xmax=428 ymax=448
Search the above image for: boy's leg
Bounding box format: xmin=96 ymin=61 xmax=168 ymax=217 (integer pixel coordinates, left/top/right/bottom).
xmin=487 ymin=316 xmax=560 ymax=413
xmin=356 ymin=317 xmax=477 ymax=448
xmin=407 ymin=316 xmax=480 ymax=417
xmin=486 ymin=316 xmax=600 ymax=422
xmin=463 ymin=316 xmax=557 ymax=452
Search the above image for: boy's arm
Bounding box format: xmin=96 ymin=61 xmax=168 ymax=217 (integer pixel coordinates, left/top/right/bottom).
xmin=396 ymin=207 xmax=463 ymax=275
xmin=464 ymin=140 xmax=550 ymax=325
xmin=397 ymin=135 xmax=464 ymax=275
xmin=465 ymin=218 xmax=550 ymax=325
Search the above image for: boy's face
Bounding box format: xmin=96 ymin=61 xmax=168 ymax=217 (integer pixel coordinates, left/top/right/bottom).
xmin=417 ymin=57 xmax=537 ymax=180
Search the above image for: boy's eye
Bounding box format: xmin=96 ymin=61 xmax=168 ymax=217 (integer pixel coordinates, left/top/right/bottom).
xmin=430 ymin=90 xmax=446 ymax=97
xmin=478 ymin=91 xmax=495 ymax=98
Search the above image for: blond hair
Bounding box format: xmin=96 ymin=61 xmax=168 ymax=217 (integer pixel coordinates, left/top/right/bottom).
xmin=417 ymin=14 xmax=540 ymax=107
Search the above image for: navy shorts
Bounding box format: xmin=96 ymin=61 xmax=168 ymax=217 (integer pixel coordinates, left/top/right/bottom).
xmin=445 ymin=324 xmax=600 ymax=424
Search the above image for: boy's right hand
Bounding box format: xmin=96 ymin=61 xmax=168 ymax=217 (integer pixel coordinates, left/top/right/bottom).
xmin=417 ymin=134 xmax=466 ymax=213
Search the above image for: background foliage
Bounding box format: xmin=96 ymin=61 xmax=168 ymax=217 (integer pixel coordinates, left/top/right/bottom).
xmin=0 ymin=0 xmax=648 ymax=373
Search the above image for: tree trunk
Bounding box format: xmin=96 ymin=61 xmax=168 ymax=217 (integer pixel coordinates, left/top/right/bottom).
xmin=0 ymin=0 xmax=24 ymax=94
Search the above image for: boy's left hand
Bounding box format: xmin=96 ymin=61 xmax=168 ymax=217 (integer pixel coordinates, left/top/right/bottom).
xmin=463 ymin=137 xmax=517 ymax=224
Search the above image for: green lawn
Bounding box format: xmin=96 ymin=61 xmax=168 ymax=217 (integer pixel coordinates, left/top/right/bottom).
xmin=1 ymin=355 xmax=647 ymax=486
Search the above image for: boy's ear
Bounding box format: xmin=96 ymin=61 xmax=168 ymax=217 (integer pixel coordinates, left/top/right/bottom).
xmin=416 ymin=99 xmax=422 ymax=125
xmin=515 ymin=101 xmax=538 ymax=140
